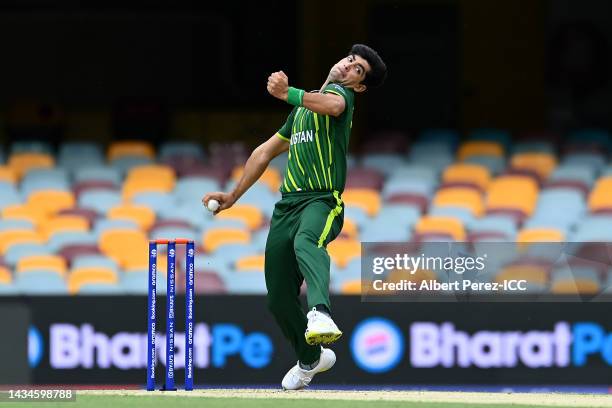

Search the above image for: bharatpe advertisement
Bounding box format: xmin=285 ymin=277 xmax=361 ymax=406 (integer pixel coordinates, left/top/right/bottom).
xmin=6 ymin=296 xmax=612 ymax=386
xmin=361 ymin=242 xmax=612 ymax=301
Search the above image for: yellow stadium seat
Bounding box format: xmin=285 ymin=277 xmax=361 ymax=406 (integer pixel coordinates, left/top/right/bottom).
xmin=588 ymin=177 xmax=612 ymax=211
xmin=108 ymin=141 xmax=155 ymax=161
xmin=327 ymin=239 xmax=360 ymax=268
xmin=235 ymin=254 xmax=265 ymax=271
xmin=0 ymin=166 xmax=17 ymax=184
xmin=415 ymin=216 xmax=466 ymax=241
xmin=517 ymin=228 xmax=564 ymax=244
xmin=1 ymin=205 xmax=47 ymax=227
xmin=340 ymin=279 xmax=362 ymax=294
xmin=68 ymin=267 xmax=118 ymax=294
xmin=99 ymin=229 xmax=149 ymax=268
xmin=511 ymin=153 xmax=557 ymax=179
xmin=457 ymin=141 xmax=504 ymax=161
xmin=342 ymin=189 xmax=381 ymax=217
xmin=494 ymin=264 xmax=548 ymax=285
xmin=232 ymin=166 xmax=281 ymax=192
xmin=127 ymin=165 xmax=176 ymax=184
xmin=203 ymin=228 xmax=251 ymax=253
xmin=442 ymin=163 xmax=491 ymax=190
xmin=28 ymin=190 xmax=75 ymax=215
xmin=17 ymin=255 xmax=67 ymax=276
xmin=433 ymin=188 xmax=484 ymax=216
xmin=8 ymin=152 xmax=54 ymax=178
xmin=122 ymin=179 xmax=174 ymax=201
xmin=107 ymin=204 xmax=156 ymax=230
xmin=216 ymin=204 xmax=264 ymax=230
xmin=40 ymin=215 xmax=89 ymax=240
xmin=341 ymin=217 xmax=358 ymax=240
xmin=0 ymin=266 xmax=11 ymax=284
xmin=486 ymin=176 xmax=539 ymax=216
xmin=0 ymin=229 xmax=43 ymax=254
xmin=123 ymin=164 xmax=177 ymax=201
xmin=551 ymin=279 xmax=600 ymax=295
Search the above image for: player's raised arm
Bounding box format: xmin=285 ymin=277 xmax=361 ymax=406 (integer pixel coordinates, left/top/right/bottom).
xmin=202 ymin=134 xmax=289 ymax=214
xmin=267 ymin=71 xmax=345 ymax=117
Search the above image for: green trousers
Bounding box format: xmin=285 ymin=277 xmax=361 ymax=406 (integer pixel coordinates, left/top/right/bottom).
xmin=264 ymin=190 xmax=344 ymax=365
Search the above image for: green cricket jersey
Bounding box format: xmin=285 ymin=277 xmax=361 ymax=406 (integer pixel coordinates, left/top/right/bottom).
xmin=276 ymin=83 xmax=355 ymax=195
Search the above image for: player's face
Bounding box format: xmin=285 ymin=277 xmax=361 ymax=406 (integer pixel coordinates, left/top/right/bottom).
xmin=331 ymin=54 xmax=371 ymax=92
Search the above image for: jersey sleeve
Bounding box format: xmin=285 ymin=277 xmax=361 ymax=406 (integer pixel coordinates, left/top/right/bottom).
xmin=276 ymin=107 xmax=297 ymax=142
xmin=323 ymin=83 xmax=355 ymax=117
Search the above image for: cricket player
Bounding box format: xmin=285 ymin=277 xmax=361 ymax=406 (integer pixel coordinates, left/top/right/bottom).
xmin=203 ymin=44 xmax=387 ymax=390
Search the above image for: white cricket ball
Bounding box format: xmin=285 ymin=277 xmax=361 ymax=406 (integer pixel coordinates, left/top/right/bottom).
xmin=207 ymin=199 xmax=220 ymax=212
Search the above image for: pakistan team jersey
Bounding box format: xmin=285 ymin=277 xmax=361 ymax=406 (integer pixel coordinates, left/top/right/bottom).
xmin=276 ymin=83 xmax=355 ymax=195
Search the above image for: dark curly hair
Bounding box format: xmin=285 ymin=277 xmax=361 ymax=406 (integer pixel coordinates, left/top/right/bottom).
xmin=350 ymin=44 xmax=387 ymax=88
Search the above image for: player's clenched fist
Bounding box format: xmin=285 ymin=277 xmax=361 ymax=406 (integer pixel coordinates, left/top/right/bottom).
xmin=267 ymin=71 xmax=289 ymax=101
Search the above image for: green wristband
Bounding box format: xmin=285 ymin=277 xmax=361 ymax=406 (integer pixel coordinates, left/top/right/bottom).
xmin=287 ymin=87 xmax=305 ymax=106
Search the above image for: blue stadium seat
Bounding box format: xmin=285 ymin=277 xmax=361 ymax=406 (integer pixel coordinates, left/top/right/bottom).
xmin=48 ymin=231 xmax=97 ymax=252
xmin=110 ymin=156 xmax=154 ymax=175
xmin=362 ymin=154 xmax=407 ymax=176
xmin=464 ymin=155 xmax=506 ymax=174
xmin=158 ymin=202 xmax=210 ymax=229
xmin=159 ymin=141 xmax=205 ymax=160
xmin=93 ymin=219 xmax=139 ymax=237
xmin=79 ymin=190 xmax=122 ymax=214
xmin=121 ymin=270 xmax=167 ymax=295
xmin=563 ymin=153 xmax=606 ymax=171
xmin=224 ymin=271 xmax=265 ymax=294
xmin=132 ymin=192 xmax=175 ymax=214
xmin=13 ymin=271 xmax=68 ymax=295
xmin=468 ymin=216 xmax=517 ymax=239
xmin=418 ymin=129 xmax=459 ymax=149
xmin=77 ymin=283 xmax=123 ymax=295
xmin=73 ymin=166 xmax=122 ymax=185
xmin=5 ymin=243 xmax=52 ymax=267
xmin=429 ymin=206 xmax=476 ymax=225
xmin=549 ymin=165 xmax=596 ymax=186
xmin=383 ymin=179 xmax=435 ymax=199
xmin=570 ymin=216 xmax=612 ymax=241
xmin=72 ymin=255 xmax=120 ymax=273
xmin=174 ymin=177 xmax=221 ymax=203
xmin=0 ymin=219 xmax=35 ymax=231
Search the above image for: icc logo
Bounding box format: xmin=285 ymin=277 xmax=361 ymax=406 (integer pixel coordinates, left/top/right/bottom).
xmin=169 ymin=249 xmax=175 ymax=257
xmin=188 ymin=249 xmax=194 ymax=257
xmin=151 ymin=249 xmax=157 ymax=257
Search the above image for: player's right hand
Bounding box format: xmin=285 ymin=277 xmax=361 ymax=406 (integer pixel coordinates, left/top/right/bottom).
xmin=202 ymin=192 xmax=236 ymax=215
xmin=267 ymin=71 xmax=289 ymax=101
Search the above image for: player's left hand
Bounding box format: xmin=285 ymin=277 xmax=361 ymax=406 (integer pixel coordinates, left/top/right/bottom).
xmin=267 ymin=71 xmax=289 ymax=101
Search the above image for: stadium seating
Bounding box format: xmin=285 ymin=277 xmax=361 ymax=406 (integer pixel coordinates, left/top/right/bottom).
xmin=1 ymin=129 xmax=612 ymax=296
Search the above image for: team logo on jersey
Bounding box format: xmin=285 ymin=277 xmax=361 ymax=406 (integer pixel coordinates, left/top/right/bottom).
xmin=291 ymin=130 xmax=314 ymax=145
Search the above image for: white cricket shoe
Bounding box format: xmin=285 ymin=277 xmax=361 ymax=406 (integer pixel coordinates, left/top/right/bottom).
xmin=281 ymin=347 xmax=336 ymax=390
xmin=305 ymin=307 xmax=343 ymax=345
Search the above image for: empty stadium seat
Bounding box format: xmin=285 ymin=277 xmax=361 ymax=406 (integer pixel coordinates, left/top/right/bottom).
xmin=108 ymin=141 xmax=155 ymax=161
xmin=342 ymin=189 xmax=381 ymax=217
xmin=107 ymin=204 xmax=156 ymax=230
xmin=27 ymin=190 xmax=75 ymax=215
xmin=235 ymin=254 xmax=265 ymax=272
xmin=327 ymin=239 xmax=360 ymax=268
xmin=433 ymin=188 xmax=484 ymax=216
xmin=99 ymin=229 xmax=149 ymax=268
xmin=68 ymin=266 xmax=119 ymax=294
xmin=415 ymin=216 xmax=465 ymax=241
xmin=17 ymin=255 xmax=67 ymax=276
xmin=457 ymin=141 xmax=504 ymax=161
xmin=216 ymin=204 xmax=264 ymax=230
xmin=442 ymin=163 xmax=490 ymax=191
xmin=203 ymin=228 xmax=251 ymax=253
xmin=232 ymin=166 xmax=281 ymax=192
xmin=486 ymin=176 xmax=539 ymax=219
xmin=511 ymin=152 xmax=557 ymax=180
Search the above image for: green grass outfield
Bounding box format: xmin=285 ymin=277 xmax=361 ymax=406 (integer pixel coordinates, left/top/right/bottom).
xmin=2 ymin=390 xmax=612 ymax=408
